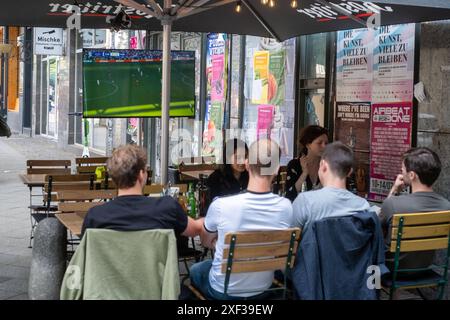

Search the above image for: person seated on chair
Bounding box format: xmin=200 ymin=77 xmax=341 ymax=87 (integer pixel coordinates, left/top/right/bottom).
xmin=190 ymin=139 xmax=294 ymax=300
xmin=379 ymin=147 xmax=450 ymax=272
xmin=207 ymin=138 xmax=249 ymax=201
xmin=292 ymin=141 xmax=370 ymax=232
xmin=285 ymin=125 xmax=329 ymax=202
xmin=82 ymin=145 xmax=204 ymax=251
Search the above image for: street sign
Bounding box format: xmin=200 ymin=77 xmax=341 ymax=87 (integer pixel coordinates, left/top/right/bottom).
xmin=34 ymin=28 xmax=63 ymax=55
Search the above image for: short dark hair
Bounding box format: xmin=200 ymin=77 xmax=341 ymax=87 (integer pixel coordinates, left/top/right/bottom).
xmin=107 ymin=145 xmax=147 ymax=189
xmin=321 ymin=142 xmax=354 ymax=179
xmin=402 ymin=147 xmax=441 ymax=187
xmin=248 ymin=139 xmax=280 ymax=176
xmin=299 ymin=125 xmax=328 ymax=155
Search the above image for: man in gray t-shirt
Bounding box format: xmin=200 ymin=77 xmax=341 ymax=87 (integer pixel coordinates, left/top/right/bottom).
xmin=293 ymin=142 xmax=370 ymax=232
xmin=379 ymin=147 xmax=450 ymax=271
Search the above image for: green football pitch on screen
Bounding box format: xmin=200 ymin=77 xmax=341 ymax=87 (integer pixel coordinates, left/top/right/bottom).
xmin=82 ymin=53 xmax=195 ymax=118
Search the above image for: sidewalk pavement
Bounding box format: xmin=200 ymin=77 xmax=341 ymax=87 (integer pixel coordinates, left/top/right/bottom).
xmin=0 ymin=134 xmax=90 ymax=300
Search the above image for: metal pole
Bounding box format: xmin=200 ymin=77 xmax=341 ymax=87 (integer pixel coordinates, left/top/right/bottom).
xmin=160 ymin=0 xmax=172 ymax=185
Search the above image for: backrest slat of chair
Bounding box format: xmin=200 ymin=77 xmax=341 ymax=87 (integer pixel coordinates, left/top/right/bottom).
xmin=143 ymin=184 xmax=164 ymax=195
xmin=392 ymin=224 xmax=450 ymax=240
xmin=45 ymin=174 xmax=94 ymax=182
xmin=45 ymin=183 xmax=94 ymax=192
xmin=58 ymin=202 xmax=104 ymax=213
xmin=224 ymin=228 xmax=301 ymax=245
xmin=27 ymin=160 xmax=71 ymax=167
xmin=221 ymin=257 xmax=295 ymax=274
xmin=75 ymin=157 xmax=109 ymax=165
xmin=27 ymin=168 xmax=71 ymax=175
xmin=390 ymin=211 xmax=450 ymax=253
xmin=57 ymin=190 xmax=116 ymax=201
xmin=77 ymin=166 xmax=104 ymax=174
xmin=221 ymin=228 xmax=301 ymax=274
xmin=390 ymin=237 xmax=449 ymax=253
xmin=392 ymin=211 xmax=450 ymax=226
xmin=223 ymin=241 xmax=299 ymax=260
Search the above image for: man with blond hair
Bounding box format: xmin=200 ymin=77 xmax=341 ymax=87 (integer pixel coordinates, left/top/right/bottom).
xmin=190 ymin=139 xmax=294 ymax=300
xmin=82 ymin=144 xmax=203 ymax=240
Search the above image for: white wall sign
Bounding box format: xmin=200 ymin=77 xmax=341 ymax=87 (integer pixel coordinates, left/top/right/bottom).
xmin=81 ymin=29 xmax=107 ymax=48
xmin=34 ymin=28 xmax=63 ymax=55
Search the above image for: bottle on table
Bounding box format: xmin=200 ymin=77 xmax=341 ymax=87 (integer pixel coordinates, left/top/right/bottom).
xmin=188 ymin=183 xmax=197 ymax=219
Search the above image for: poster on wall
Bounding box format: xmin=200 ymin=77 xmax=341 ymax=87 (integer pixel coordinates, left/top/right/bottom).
xmin=268 ymin=49 xmax=286 ymax=106
xmin=243 ymin=37 xmax=294 ymax=165
xmin=336 ymin=28 xmax=374 ymax=102
xmin=203 ymin=33 xmax=228 ymax=156
xmin=372 ymin=24 xmax=415 ymax=103
xmin=251 ymin=51 xmax=270 ymax=104
xmin=257 ymin=105 xmax=274 ymax=139
xmin=368 ymin=102 xmax=413 ymax=202
xmin=334 ymin=102 xmax=372 ymax=197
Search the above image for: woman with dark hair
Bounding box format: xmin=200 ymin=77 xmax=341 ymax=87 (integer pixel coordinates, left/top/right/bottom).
xmin=207 ymin=138 xmax=249 ymax=201
xmin=285 ymin=125 xmax=328 ymax=202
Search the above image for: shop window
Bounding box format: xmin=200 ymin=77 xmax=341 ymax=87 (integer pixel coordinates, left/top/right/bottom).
xmin=298 ymin=33 xmax=328 ymax=128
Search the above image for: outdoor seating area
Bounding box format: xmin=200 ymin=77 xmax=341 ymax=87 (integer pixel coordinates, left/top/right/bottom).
xmin=2 ymin=0 xmax=450 ymax=308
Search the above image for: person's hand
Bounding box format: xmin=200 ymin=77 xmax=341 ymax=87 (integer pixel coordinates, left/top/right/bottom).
xmin=389 ymin=174 xmax=405 ymax=196
xmin=299 ymin=155 xmax=309 ymax=176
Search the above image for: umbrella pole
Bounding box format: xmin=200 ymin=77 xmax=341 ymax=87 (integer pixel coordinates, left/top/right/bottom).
xmin=160 ymin=0 xmax=172 ymax=186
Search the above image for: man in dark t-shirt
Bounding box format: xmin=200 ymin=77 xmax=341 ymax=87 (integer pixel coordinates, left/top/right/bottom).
xmin=82 ymin=145 xmax=204 ymax=244
xmin=379 ymin=147 xmax=450 ymax=271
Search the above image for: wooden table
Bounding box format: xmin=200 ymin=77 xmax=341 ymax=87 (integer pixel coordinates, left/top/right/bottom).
xmin=180 ymin=170 xmax=215 ymax=181
xmin=55 ymin=212 xmax=87 ymax=237
xmin=19 ymin=174 xmax=47 ymax=187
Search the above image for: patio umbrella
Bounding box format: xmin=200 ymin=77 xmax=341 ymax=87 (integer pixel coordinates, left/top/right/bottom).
xmin=0 ymin=116 xmax=11 ymax=137
xmin=2 ymin=0 xmax=450 ymax=183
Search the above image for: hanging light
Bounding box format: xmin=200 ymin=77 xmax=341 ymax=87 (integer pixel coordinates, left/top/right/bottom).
xmin=269 ymin=0 xmax=275 ymax=8
xmin=290 ymin=0 xmax=298 ymax=8
xmin=261 ymin=0 xmax=269 ymax=5
xmin=235 ymin=1 xmax=242 ymax=13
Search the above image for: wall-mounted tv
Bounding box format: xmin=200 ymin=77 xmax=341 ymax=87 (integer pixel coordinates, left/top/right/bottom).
xmin=82 ymin=49 xmax=195 ymax=118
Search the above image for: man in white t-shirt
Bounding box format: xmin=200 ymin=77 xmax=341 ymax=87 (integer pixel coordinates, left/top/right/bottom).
xmin=190 ymin=139 xmax=294 ymax=299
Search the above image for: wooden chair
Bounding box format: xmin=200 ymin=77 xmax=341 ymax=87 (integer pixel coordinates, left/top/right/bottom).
xmin=27 ymin=160 xmax=71 ymax=175
xmin=382 ymin=211 xmax=450 ymax=300
xmin=75 ymin=157 xmax=109 ymax=174
xmin=189 ymin=228 xmax=301 ymax=300
xmin=28 ymin=173 xmax=96 ymax=248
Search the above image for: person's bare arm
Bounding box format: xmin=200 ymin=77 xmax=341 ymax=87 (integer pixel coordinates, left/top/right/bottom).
xmin=182 ymin=217 xmax=205 ymax=238
xmin=200 ymin=223 xmax=218 ymax=249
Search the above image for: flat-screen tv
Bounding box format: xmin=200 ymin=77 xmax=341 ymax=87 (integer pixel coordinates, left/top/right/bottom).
xmin=82 ymin=49 xmax=195 ymax=118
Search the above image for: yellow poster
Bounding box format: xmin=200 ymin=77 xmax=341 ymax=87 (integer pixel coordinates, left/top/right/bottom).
xmin=251 ymin=51 xmax=269 ymax=104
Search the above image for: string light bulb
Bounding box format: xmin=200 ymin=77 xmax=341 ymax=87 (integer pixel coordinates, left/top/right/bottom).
xmin=269 ymin=0 xmax=275 ymax=7
xmin=261 ymin=0 xmax=269 ymax=5
xmin=290 ymin=0 xmax=298 ymax=8
xmin=235 ymin=1 xmax=242 ymax=13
